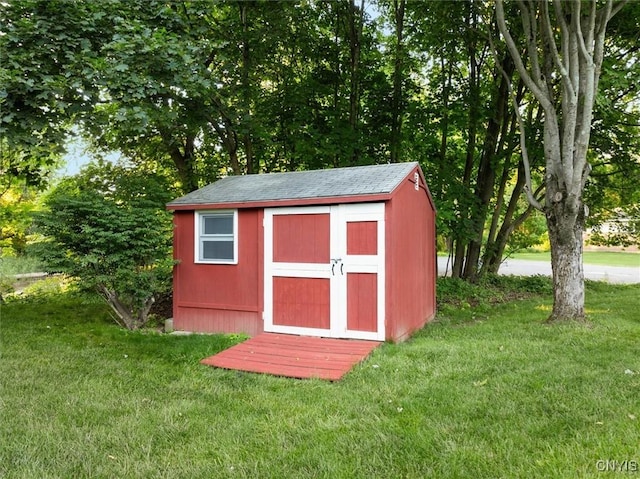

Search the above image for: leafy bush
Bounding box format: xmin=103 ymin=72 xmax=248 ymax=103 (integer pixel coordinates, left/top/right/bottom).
xmin=437 ymin=274 xmax=553 ymax=310
xmin=478 ymin=274 xmax=553 ymax=295
xmin=0 ymin=276 xmax=14 ymax=302
xmin=33 ymin=161 xmax=176 ymax=330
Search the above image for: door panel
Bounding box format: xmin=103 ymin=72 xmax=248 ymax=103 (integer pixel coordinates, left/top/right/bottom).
xmin=264 ymin=204 xmax=384 ymax=340
xmin=273 ymin=213 xmax=330 ymax=263
xmin=346 ymin=221 xmax=378 ymax=255
xmin=273 ymin=277 xmax=330 ymax=329
xmin=346 ymin=273 xmax=378 ymax=332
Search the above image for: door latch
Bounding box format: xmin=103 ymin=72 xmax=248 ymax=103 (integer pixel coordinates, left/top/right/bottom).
xmin=331 ymin=258 xmax=342 ymax=276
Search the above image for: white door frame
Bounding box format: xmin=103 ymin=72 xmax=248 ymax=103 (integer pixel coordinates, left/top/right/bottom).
xmin=264 ymin=203 xmax=385 ymax=340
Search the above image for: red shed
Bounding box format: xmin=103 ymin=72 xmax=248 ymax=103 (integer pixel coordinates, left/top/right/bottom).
xmin=167 ymin=162 xmax=436 ymax=342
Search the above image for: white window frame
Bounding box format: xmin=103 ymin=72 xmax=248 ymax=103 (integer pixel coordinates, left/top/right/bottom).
xmin=194 ymin=210 xmax=238 ymax=264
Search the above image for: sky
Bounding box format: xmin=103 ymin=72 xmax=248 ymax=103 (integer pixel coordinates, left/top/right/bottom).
xmin=57 ymin=135 xmax=122 ymax=177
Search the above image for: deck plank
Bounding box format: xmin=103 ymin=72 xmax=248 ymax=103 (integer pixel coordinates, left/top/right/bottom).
xmin=201 ymin=333 xmax=380 ymax=381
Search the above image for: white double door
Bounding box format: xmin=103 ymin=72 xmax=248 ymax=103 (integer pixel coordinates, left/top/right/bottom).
xmin=264 ymin=202 xmax=385 ymax=341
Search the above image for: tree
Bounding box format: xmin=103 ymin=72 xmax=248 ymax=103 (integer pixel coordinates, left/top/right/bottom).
xmin=34 ymin=162 xmax=175 ymax=330
xmin=2 ymin=1 xmax=390 ymax=189
xmin=402 ymin=1 xmax=544 ymax=281
xmin=4 ymin=0 xmax=637 ymax=289
xmin=0 ymin=0 xmax=111 ymax=188
xmin=495 ymin=0 xmax=627 ymax=321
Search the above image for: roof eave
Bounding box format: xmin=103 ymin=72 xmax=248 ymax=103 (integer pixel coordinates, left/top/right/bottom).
xmin=166 ymin=192 xmax=394 ymax=211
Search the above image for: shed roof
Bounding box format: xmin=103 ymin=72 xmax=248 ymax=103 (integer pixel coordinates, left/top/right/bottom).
xmin=168 ymin=162 xmax=421 ymax=209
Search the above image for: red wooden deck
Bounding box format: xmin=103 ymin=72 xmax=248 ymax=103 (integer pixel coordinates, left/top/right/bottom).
xmin=201 ymin=333 xmax=380 ymax=381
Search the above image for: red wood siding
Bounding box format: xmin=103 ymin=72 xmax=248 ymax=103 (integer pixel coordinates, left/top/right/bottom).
xmin=347 ymin=273 xmax=378 ymax=332
xmin=347 ymin=221 xmax=377 ymax=255
xmin=172 ymin=209 xmax=263 ymax=334
xmin=273 ymin=213 xmax=330 ymax=263
xmin=385 ymin=167 xmax=436 ymax=341
xmin=272 ymin=277 xmax=330 ymax=329
xmin=174 ymin=308 xmax=263 ymax=336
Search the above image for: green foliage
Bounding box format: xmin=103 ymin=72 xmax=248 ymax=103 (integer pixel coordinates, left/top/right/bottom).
xmin=437 ymin=274 xmax=553 ymax=313
xmin=33 ymin=161 xmax=175 ymax=330
xmin=0 ymin=0 xmax=110 ymax=187
xmin=0 ymin=182 xmax=42 ymax=256
xmin=506 ymin=209 xmax=549 ymax=253
xmin=2 ymin=0 xmax=638 ymax=286
xmin=585 ymin=1 xmax=640 ymax=248
xmin=0 ymin=277 xmax=13 ymax=302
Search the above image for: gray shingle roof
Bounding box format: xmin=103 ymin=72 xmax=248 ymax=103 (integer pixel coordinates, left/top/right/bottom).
xmin=168 ymin=162 xmax=419 ymax=207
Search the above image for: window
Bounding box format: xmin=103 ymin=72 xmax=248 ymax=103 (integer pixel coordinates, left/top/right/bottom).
xmin=195 ymin=210 xmax=237 ymax=264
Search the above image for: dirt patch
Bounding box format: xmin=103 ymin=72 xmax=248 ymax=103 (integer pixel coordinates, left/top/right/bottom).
xmin=150 ymin=291 xmax=173 ymax=320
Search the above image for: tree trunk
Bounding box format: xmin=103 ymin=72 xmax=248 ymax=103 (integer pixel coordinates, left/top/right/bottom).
xmin=160 ymin=129 xmax=199 ymax=193
xmin=438 ymin=56 xmax=451 ymax=170
xmin=453 ymin=2 xmax=480 ymax=279
xmin=481 ymin=155 xmax=512 ymax=273
xmin=205 ymin=99 xmax=240 ymax=175
xmin=481 ymin=162 xmax=531 ymax=275
xmin=390 ymin=0 xmax=405 ymax=163
xmin=546 ymin=199 xmax=586 ymax=321
xmin=463 ymin=55 xmax=513 ymax=281
xmin=347 ymin=0 xmax=364 ymax=164
xmin=239 ymin=2 xmax=255 ymax=174
xmin=98 ymin=285 xmax=137 ymax=330
xmin=332 ymin=5 xmax=342 ymax=168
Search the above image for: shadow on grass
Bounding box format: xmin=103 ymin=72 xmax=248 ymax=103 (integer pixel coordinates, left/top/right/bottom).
xmin=1 ymin=279 xmax=245 ymax=366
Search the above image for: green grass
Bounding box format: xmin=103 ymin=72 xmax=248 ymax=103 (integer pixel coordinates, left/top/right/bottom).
xmin=1 ymin=278 xmax=639 ymax=478
xmin=0 ymin=255 xmax=44 ymax=276
xmin=511 ymin=251 xmax=640 ymax=268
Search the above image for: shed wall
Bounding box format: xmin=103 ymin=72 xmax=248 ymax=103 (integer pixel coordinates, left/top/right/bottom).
xmin=172 ymin=209 xmax=264 ymax=335
xmin=385 ymin=168 xmax=436 ymax=341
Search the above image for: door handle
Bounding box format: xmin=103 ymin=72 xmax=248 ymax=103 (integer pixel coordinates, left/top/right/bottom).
xmin=330 ymin=258 xmax=342 ymax=276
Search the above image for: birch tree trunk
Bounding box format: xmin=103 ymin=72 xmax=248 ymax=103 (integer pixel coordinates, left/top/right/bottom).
xmin=495 ymin=0 xmax=626 ymax=321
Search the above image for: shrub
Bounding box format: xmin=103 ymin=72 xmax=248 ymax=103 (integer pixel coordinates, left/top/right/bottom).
xmin=437 ymin=274 xmax=553 ymax=310
xmin=33 ymin=161 xmax=176 ymax=330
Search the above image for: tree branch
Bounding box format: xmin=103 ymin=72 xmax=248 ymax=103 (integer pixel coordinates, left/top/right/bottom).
xmin=609 ymin=0 xmax=629 ymax=18
xmin=553 ymin=0 xmax=570 ymax=65
xmin=517 ymin=1 xmax=543 ymax=89
xmin=495 ymin=0 xmax=553 ymax=112
xmin=574 ymin=0 xmax=594 ymax=64
xmin=542 ymin=1 xmax=575 ymax=97
xmin=488 ymin=25 xmax=544 ymax=212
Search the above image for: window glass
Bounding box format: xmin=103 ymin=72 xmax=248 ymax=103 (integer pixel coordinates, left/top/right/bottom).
xmin=203 ymin=215 xmax=233 ymax=235
xmin=202 ymin=240 xmax=234 ymax=261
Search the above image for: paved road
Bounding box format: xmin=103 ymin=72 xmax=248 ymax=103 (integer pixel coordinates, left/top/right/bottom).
xmin=437 ymin=256 xmax=640 ymax=284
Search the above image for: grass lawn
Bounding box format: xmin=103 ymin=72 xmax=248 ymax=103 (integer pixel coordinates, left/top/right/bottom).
xmin=0 ymin=256 xmax=44 ymax=276
xmin=1 ymin=278 xmax=639 ymax=478
xmin=511 ymin=251 xmax=640 ymax=268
